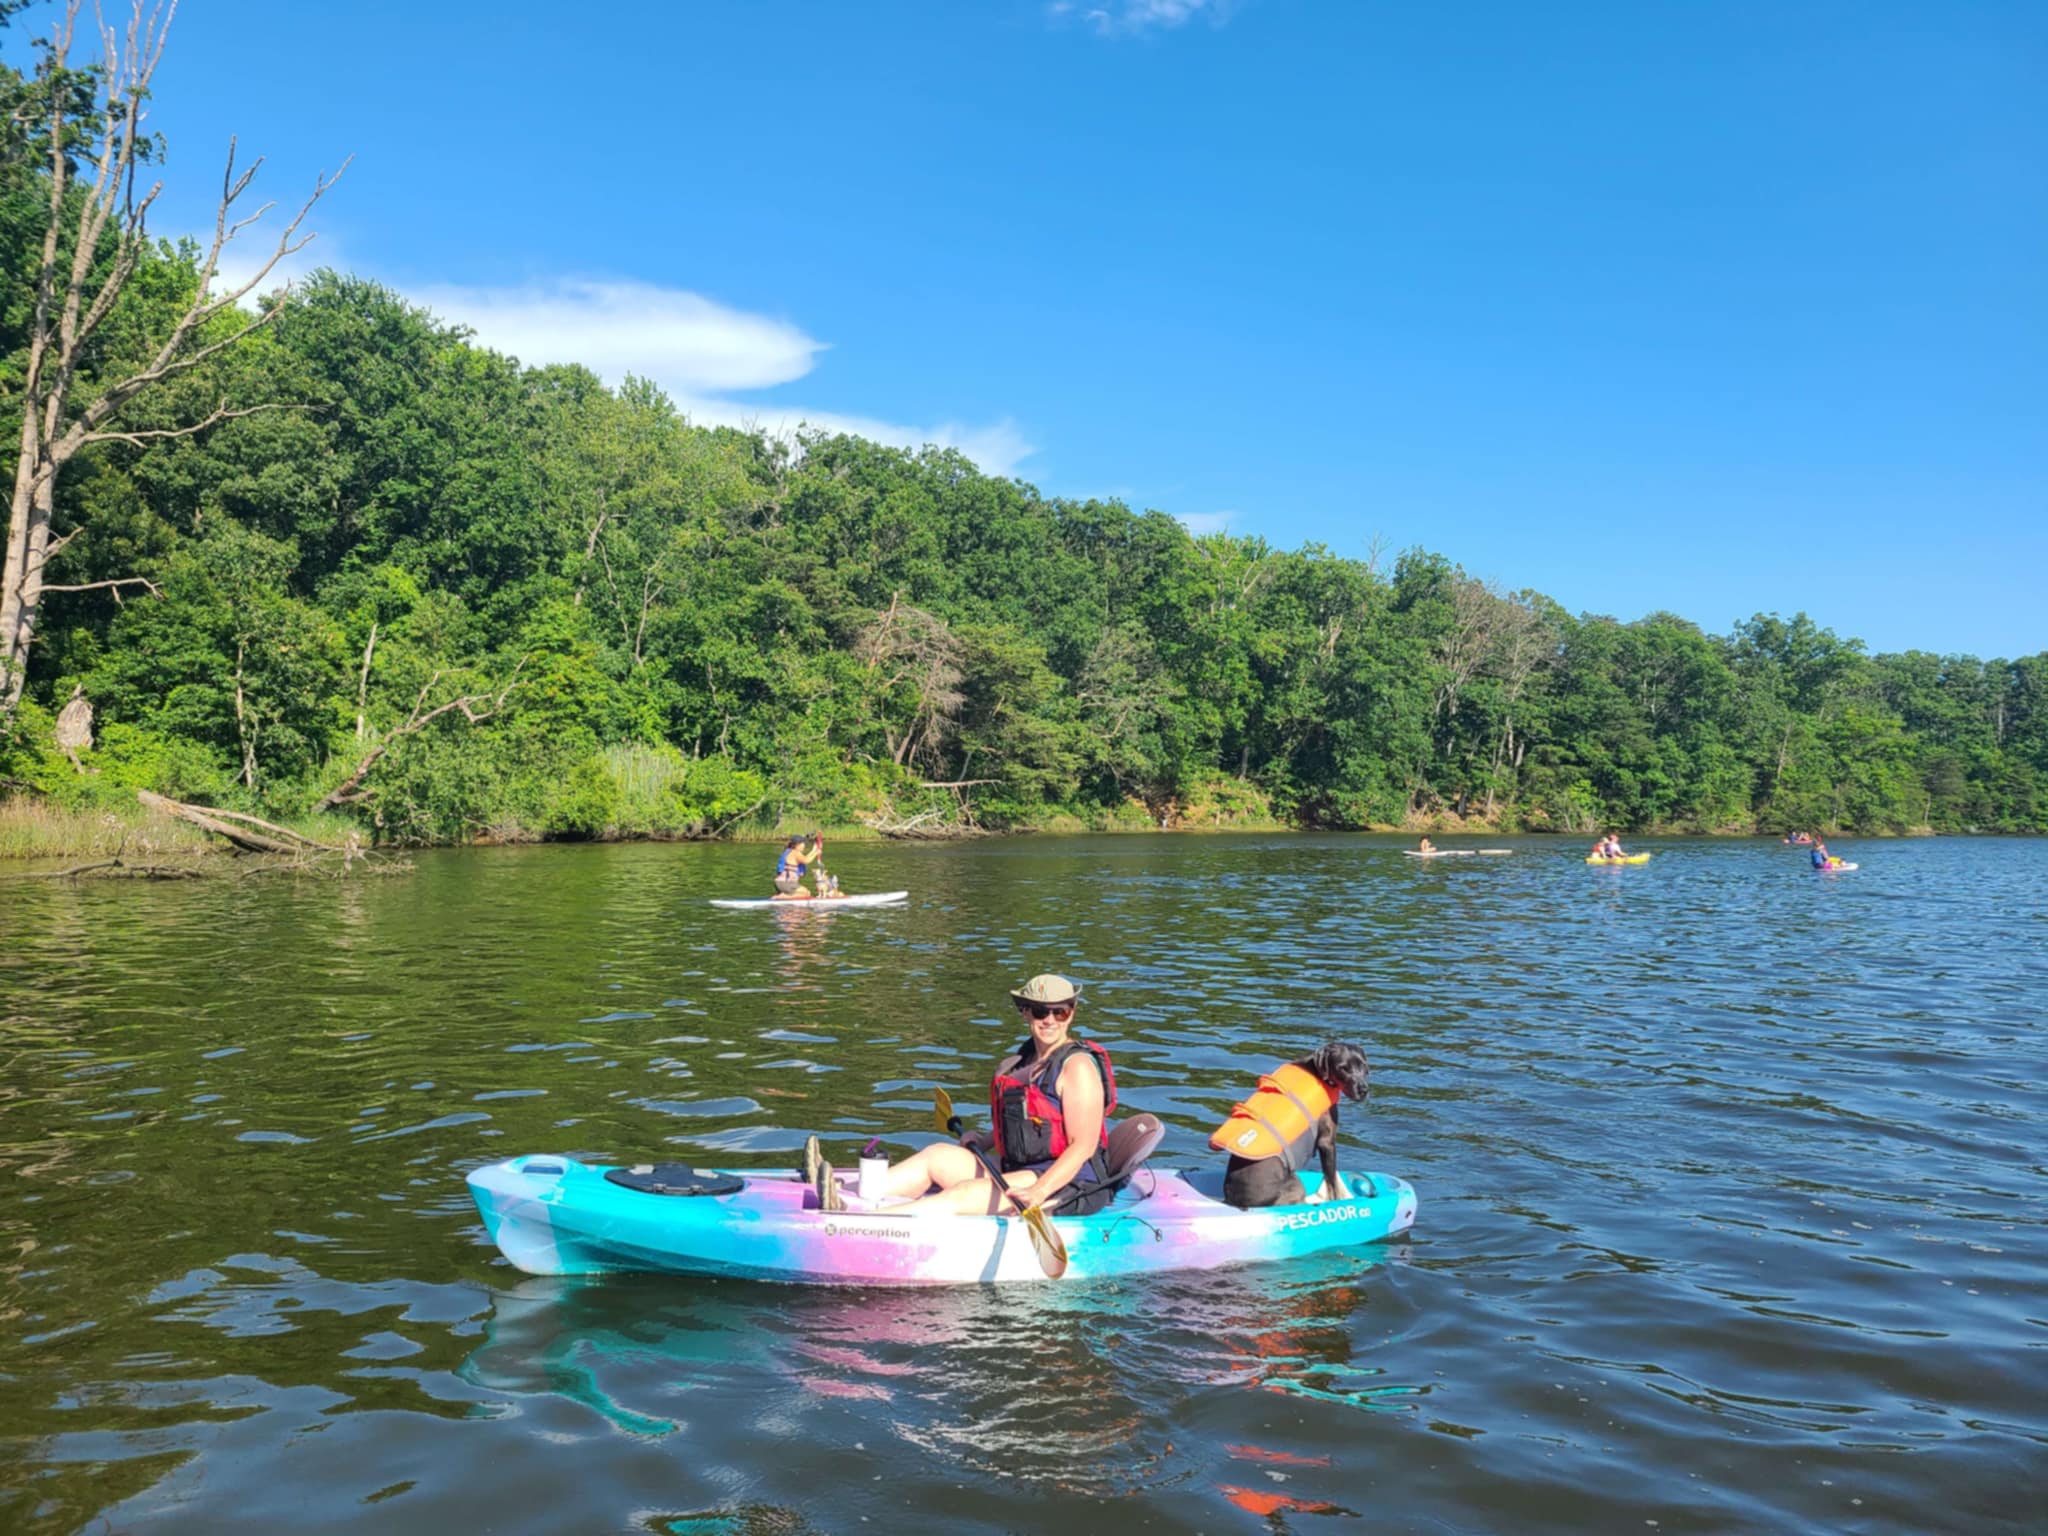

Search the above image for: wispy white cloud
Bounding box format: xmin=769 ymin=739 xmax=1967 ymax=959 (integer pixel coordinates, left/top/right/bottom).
xmin=193 ymin=233 xmax=1037 ymax=474
xmin=1176 ymin=510 xmax=1234 ymax=536
xmin=397 ymin=277 xmax=1036 ymax=477
xmin=1054 ymin=0 xmax=1239 ymax=37
xmin=673 ymin=394 xmax=1037 ymax=480
xmin=415 ymin=279 xmax=823 ymax=393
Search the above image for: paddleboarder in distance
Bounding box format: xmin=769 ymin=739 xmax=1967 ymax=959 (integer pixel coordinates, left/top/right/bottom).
xmin=803 ymin=974 xmax=1117 ymax=1216
xmin=1211 ymin=1041 xmax=1373 ymax=1209
xmin=1417 ymin=836 xmax=1436 ymax=854
xmin=771 ymin=831 xmax=826 ymax=899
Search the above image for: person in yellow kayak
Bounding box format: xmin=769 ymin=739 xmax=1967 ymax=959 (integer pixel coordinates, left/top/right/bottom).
xmin=771 ymin=831 xmax=825 ymax=899
xmin=806 ymin=974 xmax=1117 ymax=1217
xmin=1210 ymin=1041 xmax=1372 ymax=1208
xmin=1593 ymin=832 xmax=1627 ymax=860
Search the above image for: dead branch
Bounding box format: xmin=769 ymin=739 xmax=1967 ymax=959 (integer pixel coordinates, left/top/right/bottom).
xmin=136 ymin=789 xmax=335 ymax=854
xmin=76 ymin=401 xmax=296 ymax=449
xmin=2 ymin=855 xmax=208 ymax=881
xmin=36 ymin=576 xmax=162 ymax=598
xmin=856 ymin=804 xmax=989 ymax=840
xmin=314 ymin=659 xmax=526 ymax=811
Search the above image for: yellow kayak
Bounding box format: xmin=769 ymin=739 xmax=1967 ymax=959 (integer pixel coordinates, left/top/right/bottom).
xmin=1586 ymin=853 xmax=1651 ymax=865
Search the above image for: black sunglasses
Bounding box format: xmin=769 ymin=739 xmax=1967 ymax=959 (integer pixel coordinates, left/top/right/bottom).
xmin=1017 ymin=1000 xmax=1073 ymax=1021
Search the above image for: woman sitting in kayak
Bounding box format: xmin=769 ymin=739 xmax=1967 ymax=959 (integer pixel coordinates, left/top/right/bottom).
xmin=1593 ymin=832 xmax=1627 ymax=859
xmin=823 ymin=973 xmax=1116 ymax=1217
xmin=1211 ymin=1041 xmax=1372 ymax=1209
xmin=772 ymin=832 xmax=824 ymax=898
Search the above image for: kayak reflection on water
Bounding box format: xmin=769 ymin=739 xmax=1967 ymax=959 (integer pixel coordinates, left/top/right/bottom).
xmin=460 ymin=1235 xmax=1415 ymax=1493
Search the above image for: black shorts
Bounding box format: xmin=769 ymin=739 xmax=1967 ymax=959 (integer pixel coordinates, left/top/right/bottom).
xmin=1023 ymin=1160 xmax=1116 ymax=1216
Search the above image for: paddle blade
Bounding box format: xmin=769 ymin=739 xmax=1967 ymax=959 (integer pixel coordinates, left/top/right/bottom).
xmin=932 ymin=1087 xmax=954 ymax=1133
xmin=1020 ymin=1203 xmax=1069 ymax=1279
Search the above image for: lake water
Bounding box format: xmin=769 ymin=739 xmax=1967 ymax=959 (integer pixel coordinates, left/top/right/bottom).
xmin=2 ymin=834 xmax=2042 ymax=1534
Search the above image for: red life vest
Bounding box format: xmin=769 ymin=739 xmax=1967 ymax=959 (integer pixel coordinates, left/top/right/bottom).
xmin=988 ymin=1039 xmax=1115 ymax=1175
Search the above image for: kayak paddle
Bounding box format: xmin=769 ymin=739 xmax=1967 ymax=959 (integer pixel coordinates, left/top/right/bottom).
xmin=931 ymin=1087 xmax=1068 ymax=1279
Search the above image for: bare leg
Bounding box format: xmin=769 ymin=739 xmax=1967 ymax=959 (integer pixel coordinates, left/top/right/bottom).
xmin=895 ymin=1168 xmax=1039 ymax=1215
xmin=868 ymin=1142 xmax=988 ymax=1203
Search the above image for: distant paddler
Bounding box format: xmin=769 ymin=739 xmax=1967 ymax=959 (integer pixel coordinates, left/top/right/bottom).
xmin=1593 ymin=832 xmax=1628 ymax=860
xmin=771 ymin=830 xmax=831 ymax=900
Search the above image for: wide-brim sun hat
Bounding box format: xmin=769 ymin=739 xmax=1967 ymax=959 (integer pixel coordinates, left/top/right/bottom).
xmin=1009 ymin=973 xmax=1080 ymax=1005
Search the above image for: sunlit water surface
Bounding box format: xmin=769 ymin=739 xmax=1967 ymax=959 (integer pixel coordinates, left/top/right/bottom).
xmin=2 ymin=835 xmax=2042 ymax=1533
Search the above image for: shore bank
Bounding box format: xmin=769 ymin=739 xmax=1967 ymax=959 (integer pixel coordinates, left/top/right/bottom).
xmin=2 ymin=794 xmax=1964 ymax=865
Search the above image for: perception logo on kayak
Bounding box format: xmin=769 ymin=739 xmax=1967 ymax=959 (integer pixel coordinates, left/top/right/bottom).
xmin=1275 ymin=1204 xmax=1363 ymax=1231
xmin=822 ymin=1221 xmax=916 ymax=1242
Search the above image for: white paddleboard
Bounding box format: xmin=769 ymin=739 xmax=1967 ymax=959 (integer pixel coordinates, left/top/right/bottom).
xmin=709 ymin=890 xmax=910 ymax=910
xmin=1403 ymin=849 xmax=1474 ymax=858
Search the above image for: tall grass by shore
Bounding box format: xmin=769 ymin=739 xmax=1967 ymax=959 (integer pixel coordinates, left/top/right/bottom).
xmin=0 ymin=798 xmax=369 ymax=863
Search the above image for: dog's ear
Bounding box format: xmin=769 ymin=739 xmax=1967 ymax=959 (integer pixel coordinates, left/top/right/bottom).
xmin=1315 ymin=1041 xmax=1371 ymax=1102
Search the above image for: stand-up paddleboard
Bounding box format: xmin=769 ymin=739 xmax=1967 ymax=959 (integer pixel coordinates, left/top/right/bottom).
xmin=1403 ymin=849 xmax=1474 ymax=858
xmin=469 ymin=1154 xmax=1418 ymax=1286
xmin=1477 ymin=849 xmax=1513 ymax=855
xmin=1813 ymin=862 xmax=1858 ymax=873
xmin=709 ymin=891 xmax=909 ymax=910
xmin=1586 ymin=853 xmax=1652 ymax=865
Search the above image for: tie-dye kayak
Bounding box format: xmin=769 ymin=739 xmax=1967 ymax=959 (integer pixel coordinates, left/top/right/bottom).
xmin=467 ymin=1154 xmax=1418 ymax=1286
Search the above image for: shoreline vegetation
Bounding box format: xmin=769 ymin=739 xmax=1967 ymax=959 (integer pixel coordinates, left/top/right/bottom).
xmin=4 ymin=18 xmax=2043 ymax=864
xmin=0 ymin=793 xmax=1979 ymax=871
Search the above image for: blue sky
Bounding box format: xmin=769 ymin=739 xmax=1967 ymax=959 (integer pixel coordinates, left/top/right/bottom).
xmin=22 ymin=0 xmax=2047 ymax=656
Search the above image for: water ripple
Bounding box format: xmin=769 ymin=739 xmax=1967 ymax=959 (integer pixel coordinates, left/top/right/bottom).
xmin=1 ymin=835 xmax=2042 ymax=1533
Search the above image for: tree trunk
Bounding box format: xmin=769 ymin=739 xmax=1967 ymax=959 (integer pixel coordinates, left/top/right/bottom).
xmin=0 ymin=465 xmax=47 ymax=712
xmin=354 ymin=622 xmax=378 ymax=739
xmin=137 ymin=789 xmax=335 ymax=855
xmin=234 ymin=640 xmax=259 ymax=789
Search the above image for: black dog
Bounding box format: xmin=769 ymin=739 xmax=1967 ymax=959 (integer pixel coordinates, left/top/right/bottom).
xmin=1221 ymin=1041 xmax=1372 ymax=1209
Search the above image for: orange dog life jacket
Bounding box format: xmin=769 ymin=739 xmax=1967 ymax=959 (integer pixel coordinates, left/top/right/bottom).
xmin=1208 ymin=1063 xmax=1336 ymax=1170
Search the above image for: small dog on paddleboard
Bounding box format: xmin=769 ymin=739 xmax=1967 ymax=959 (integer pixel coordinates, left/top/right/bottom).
xmin=1215 ymin=1041 xmax=1372 ymax=1209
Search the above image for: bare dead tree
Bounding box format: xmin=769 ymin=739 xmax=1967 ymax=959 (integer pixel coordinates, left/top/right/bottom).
xmin=1430 ymin=576 xmax=1509 ymax=732
xmin=1 ymin=0 xmax=347 ymax=716
xmin=1482 ymin=594 xmax=1557 ymax=817
xmin=856 ymin=594 xmax=965 ymax=771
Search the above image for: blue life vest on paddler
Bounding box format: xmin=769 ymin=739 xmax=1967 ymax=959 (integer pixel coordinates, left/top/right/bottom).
xmin=989 ymin=1040 xmax=1115 ymax=1177
xmin=1209 ymin=1063 xmax=1337 ymax=1171
xmin=778 ymin=840 xmax=818 ymax=877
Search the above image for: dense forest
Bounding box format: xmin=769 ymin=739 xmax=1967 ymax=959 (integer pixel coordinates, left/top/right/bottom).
xmin=4 ymin=14 xmax=2043 ymax=845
